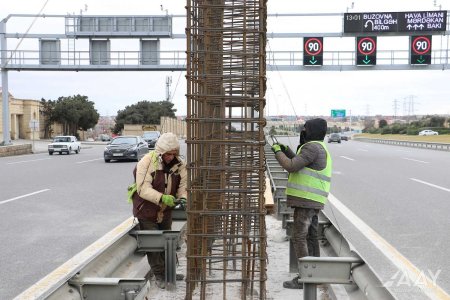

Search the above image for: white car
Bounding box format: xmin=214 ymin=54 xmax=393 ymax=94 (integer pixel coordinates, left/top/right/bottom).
xmin=418 ymin=130 xmax=439 ymax=136
xmin=48 ymin=136 xmax=81 ymax=155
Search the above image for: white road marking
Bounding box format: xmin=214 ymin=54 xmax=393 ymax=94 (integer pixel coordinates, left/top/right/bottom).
xmin=6 ymin=158 xmax=52 ymax=165
xmin=357 ymin=148 xmax=368 ymax=152
xmin=0 ymin=189 xmax=50 ymax=205
xmin=340 ymin=156 xmax=355 ymax=161
xmin=402 ymin=157 xmax=429 ymax=164
xmin=410 ymin=178 xmax=450 ymax=193
xmin=329 ymin=194 xmax=450 ymax=299
xmin=76 ymin=158 xmax=104 ymax=164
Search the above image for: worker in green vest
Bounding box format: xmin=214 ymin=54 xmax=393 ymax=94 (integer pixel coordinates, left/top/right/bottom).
xmin=271 ymin=118 xmax=332 ymax=289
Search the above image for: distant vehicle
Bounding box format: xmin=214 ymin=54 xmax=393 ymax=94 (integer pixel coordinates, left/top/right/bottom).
xmin=418 ymin=130 xmax=439 ymax=136
xmin=142 ymin=131 xmax=161 ymax=149
xmin=104 ymin=136 xmax=148 ymax=163
xmin=340 ymin=135 xmax=349 ymax=141
xmin=98 ymin=134 xmax=111 ymax=142
xmin=328 ymin=133 xmax=341 ymax=143
xmin=48 ymin=135 xmax=81 ymax=155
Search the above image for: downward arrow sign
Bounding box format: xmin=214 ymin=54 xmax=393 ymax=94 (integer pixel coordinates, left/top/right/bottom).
xmin=309 ymin=56 xmax=317 ymax=65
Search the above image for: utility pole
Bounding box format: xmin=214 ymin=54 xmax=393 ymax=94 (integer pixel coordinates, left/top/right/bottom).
xmin=365 ymin=104 xmax=370 ymax=116
xmin=165 ymin=75 xmax=172 ymax=101
xmin=408 ymin=95 xmax=418 ymax=118
xmin=392 ymin=98 xmax=399 ymax=120
xmin=349 ymin=109 xmax=352 ymax=132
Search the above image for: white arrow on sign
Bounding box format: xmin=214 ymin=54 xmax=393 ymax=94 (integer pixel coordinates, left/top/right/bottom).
xmin=364 ymin=20 xmax=374 ymax=30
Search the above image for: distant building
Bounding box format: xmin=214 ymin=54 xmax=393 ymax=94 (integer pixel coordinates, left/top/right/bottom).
xmin=0 ymin=88 xmax=41 ymax=140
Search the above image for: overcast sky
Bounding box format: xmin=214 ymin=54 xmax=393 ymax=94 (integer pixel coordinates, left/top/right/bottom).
xmin=1 ymin=0 xmax=449 ymax=117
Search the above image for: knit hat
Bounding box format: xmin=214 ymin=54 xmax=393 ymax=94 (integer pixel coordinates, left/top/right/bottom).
xmin=155 ymin=132 xmax=179 ymax=155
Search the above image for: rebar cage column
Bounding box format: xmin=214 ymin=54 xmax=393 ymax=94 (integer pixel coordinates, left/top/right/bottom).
xmin=185 ymin=0 xmax=268 ymax=299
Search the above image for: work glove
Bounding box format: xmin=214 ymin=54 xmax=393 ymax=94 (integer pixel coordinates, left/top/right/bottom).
xmin=161 ymin=194 xmax=176 ymax=207
xmin=279 ymin=143 xmax=289 ymax=153
xmin=127 ymin=183 xmax=137 ymax=204
xmin=271 ymin=144 xmax=281 ymax=154
xmin=175 ymin=197 xmax=187 ymax=209
xmin=272 ymin=143 xmax=288 ymax=154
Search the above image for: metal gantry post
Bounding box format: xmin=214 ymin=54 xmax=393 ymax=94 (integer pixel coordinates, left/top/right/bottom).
xmin=0 ymin=20 xmax=11 ymax=145
xmin=185 ymin=0 xmax=267 ymax=299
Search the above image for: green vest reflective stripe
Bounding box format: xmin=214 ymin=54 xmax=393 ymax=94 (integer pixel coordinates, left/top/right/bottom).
xmin=286 ymin=141 xmax=332 ymax=204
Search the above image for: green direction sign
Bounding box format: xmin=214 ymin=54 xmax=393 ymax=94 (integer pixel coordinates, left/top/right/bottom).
xmin=331 ymin=109 xmax=346 ymax=118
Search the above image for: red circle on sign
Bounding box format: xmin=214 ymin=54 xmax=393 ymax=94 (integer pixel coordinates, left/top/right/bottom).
xmin=357 ymin=37 xmax=376 ymax=55
xmin=412 ymin=36 xmax=431 ymax=55
xmin=304 ymin=38 xmax=323 ymax=56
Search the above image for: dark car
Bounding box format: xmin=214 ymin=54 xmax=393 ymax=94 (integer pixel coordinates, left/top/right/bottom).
xmin=142 ymin=131 xmax=160 ymax=149
xmin=340 ymin=135 xmax=348 ymax=141
xmin=104 ymin=136 xmax=148 ymax=162
xmin=328 ymin=133 xmax=341 ymax=143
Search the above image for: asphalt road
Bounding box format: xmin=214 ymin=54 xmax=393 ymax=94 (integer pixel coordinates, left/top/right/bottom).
xmin=0 ymin=143 xmax=168 ymax=299
xmin=1 ymin=138 xmax=449 ymax=299
xmin=277 ymin=136 xmax=450 ymax=299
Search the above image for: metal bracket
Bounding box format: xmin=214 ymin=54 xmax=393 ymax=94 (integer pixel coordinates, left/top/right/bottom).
xmin=298 ymin=256 xmax=363 ymax=300
xmin=68 ymin=277 xmax=146 ymax=300
xmin=298 ymin=256 xmax=362 ymax=284
xmin=129 ymin=230 xmax=180 ymax=289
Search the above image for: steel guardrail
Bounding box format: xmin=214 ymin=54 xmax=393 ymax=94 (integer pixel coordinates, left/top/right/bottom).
xmin=353 ymin=137 xmax=450 ymax=151
xmin=14 ymin=217 xmax=186 ymax=300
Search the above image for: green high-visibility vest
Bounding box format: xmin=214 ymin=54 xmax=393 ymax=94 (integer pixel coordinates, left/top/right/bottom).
xmin=286 ymin=141 xmax=332 ymax=204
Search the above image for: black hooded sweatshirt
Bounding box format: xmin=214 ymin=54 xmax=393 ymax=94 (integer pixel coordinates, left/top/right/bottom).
xmin=275 ymin=118 xmax=330 ymax=209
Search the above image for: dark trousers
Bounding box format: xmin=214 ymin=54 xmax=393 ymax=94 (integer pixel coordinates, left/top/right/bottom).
xmin=291 ymin=207 xmax=320 ymax=259
xmin=138 ymin=217 xmax=172 ymax=276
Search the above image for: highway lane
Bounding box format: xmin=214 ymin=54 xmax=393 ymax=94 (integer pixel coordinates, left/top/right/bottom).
xmin=1 ymin=139 xmax=448 ymax=299
xmin=277 ymin=136 xmax=450 ymax=298
xmin=0 ymin=145 xmax=136 ymax=300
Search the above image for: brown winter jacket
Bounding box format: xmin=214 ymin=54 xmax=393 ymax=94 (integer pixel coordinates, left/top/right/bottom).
xmin=133 ymin=151 xmax=187 ymax=222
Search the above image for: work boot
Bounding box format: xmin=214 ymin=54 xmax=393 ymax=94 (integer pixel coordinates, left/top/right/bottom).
xmin=283 ymin=276 xmax=303 ymax=289
xmin=154 ymin=274 xmax=165 ymax=289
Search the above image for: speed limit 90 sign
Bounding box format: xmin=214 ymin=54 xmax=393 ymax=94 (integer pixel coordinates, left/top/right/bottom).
xmin=303 ymin=37 xmax=323 ymax=66
xmin=410 ymin=35 xmax=432 ymax=65
xmin=356 ymin=36 xmax=377 ymax=66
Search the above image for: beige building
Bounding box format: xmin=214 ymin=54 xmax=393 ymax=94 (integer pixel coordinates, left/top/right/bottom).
xmin=0 ymin=88 xmax=41 ymax=140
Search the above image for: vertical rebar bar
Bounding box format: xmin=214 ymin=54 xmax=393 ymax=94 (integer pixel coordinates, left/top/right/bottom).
xmin=186 ymin=1 xmax=267 ymax=299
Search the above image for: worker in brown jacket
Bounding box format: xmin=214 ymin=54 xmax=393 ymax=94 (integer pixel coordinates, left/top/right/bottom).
xmin=133 ymin=132 xmax=187 ymax=289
